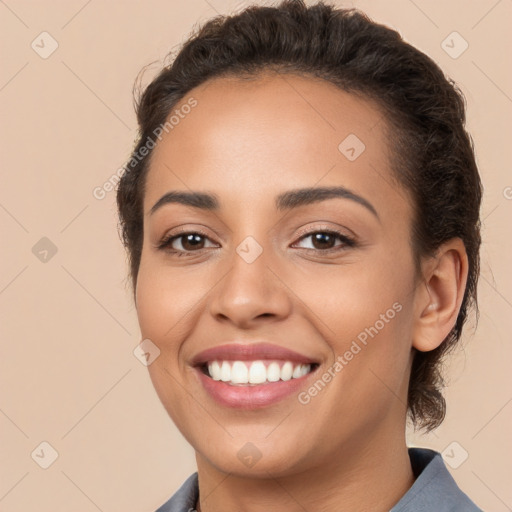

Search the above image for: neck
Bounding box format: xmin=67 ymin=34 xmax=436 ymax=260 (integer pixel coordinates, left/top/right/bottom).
xmin=195 ymin=426 xmax=415 ymax=512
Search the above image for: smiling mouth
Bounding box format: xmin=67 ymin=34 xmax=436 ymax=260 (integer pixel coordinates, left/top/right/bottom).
xmin=199 ymin=360 xmax=320 ymax=386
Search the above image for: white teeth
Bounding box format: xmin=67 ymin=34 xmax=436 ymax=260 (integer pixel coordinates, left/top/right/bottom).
xmin=248 ymin=361 xmax=267 ymax=384
xmin=281 ymin=361 xmax=293 ymax=381
xmin=267 ymin=362 xmax=281 ymax=382
xmin=292 ymin=364 xmax=303 ymax=379
xmin=220 ymin=361 xmax=231 ymax=382
xmin=206 ymin=360 xmax=313 ymax=385
xmin=211 ymin=361 xmax=221 ymax=381
xmin=231 ymin=361 xmax=248 ymax=384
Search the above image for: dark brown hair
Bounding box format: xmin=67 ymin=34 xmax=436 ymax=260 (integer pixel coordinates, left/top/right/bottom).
xmin=116 ymin=0 xmax=482 ymax=432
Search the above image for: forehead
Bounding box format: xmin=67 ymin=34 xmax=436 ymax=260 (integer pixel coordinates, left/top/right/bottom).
xmin=144 ymin=72 xmax=407 ymax=218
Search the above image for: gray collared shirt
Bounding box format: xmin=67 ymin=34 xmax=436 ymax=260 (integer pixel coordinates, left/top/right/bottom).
xmin=155 ymin=447 xmax=483 ymax=511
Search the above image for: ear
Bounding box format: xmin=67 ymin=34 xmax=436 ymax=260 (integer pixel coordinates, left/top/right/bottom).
xmin=412 ymin=238 xmax=468 ymax=352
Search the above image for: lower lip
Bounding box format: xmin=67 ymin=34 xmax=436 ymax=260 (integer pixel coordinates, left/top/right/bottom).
xmin=195 ymin=367 xmax=317 ymax=409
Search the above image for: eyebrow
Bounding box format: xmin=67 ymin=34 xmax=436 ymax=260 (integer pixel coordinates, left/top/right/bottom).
xmin=149 ymin=186 xmax=379 ymax=220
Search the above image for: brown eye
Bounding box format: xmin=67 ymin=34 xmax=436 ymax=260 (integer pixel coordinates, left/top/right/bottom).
xmin=294 ymin=230 xmax=355 ymax=251
xmin=177 ymin=233 xmax=206 ymax=251
xmin=310 ymin=232 xmax=337 ymax=250
xmin=157 ymin=231 xmax=218 ymax=255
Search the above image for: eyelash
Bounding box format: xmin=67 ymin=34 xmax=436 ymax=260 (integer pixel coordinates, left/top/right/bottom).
xmin=157 ymin=227 xmax=356 ymax=257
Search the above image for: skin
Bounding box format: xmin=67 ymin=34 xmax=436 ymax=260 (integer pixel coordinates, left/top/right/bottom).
xmin=135 ymin=71 xmax=468 ymax=512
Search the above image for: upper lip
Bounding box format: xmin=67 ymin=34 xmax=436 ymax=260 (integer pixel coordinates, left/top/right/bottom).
xmin=191 ymin=342 xmax=319 ymax=366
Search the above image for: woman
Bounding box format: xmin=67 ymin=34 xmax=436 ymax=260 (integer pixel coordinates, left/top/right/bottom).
xmin=116 ymin=1 xmax=483 ymax=510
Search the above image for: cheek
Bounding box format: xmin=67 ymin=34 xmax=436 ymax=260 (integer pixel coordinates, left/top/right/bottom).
xmin=136 ymin=256 xmax=207 ymax=435
xmin=302 ymin=248 xmax=415 ymax=382
xmin=135 ymin=255 xmax=208 ymax=343
xmin=297 ymin=255 xmax=409 ymax=335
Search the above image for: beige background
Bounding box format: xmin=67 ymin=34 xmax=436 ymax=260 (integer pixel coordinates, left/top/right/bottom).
xmin=1 ymin=0 xmax=511 ymax=510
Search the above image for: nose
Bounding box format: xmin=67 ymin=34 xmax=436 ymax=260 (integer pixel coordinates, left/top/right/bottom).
xmin=208 ymin=242 xmax=293 ymax=329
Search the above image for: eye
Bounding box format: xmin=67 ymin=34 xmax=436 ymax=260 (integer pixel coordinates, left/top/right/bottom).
xmin=292 ymin=229 xmax=356 ymax=252
xmin=157 ymin=230 xmax=218 ymax=255
xmin=156 ymin=227 xmax=356 ymax=257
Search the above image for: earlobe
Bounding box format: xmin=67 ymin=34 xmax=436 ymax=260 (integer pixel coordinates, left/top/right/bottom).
xmin=412 ymin=238 xmax=468 ymax=352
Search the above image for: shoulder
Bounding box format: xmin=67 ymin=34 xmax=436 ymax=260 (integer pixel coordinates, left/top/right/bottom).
xmin=391 ymin=447 xmax=484 ymax=512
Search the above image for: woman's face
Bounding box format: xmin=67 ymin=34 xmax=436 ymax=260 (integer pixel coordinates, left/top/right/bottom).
xmin=136 ymin=73 xmax=420 ymax=477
